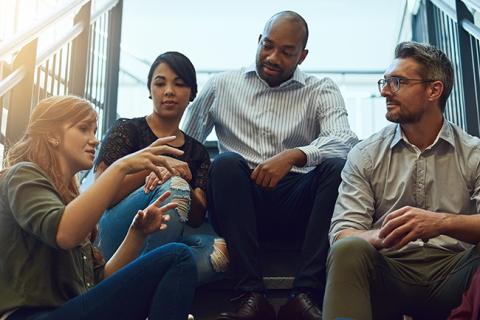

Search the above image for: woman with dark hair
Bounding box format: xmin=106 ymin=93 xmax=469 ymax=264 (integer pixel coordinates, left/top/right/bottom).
xmin=0 ymin=95 xmax=196 ymax=320
xmin=95 ymin=51 xmax=228 ymax=284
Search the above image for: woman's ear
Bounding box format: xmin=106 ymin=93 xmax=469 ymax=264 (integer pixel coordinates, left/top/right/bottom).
xmin=47 ymin=136 xmax=60 ymax=147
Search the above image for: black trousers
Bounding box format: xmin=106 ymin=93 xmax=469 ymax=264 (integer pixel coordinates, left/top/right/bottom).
xmin=207 ymin=151 xmax=345 ymax=299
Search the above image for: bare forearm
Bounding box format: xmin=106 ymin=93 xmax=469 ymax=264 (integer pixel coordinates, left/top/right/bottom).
xmin=58 ymin=163 xmax=129 ymax=248
xmin=96 ymin=162 xmax=149 ymax=207
xmin=104 ymin=228 xmax=145 ymax=278
xmin=441 ymin=214 xmax=480 ymax=244
xmin=287 ymin=149 xmax=307 ymax=167
xmin=109 ymin=171 xmax=149 ymax=206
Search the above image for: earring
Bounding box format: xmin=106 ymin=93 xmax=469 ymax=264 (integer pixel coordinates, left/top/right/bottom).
xmin=49 ymin=138 xmax=60 ymax=146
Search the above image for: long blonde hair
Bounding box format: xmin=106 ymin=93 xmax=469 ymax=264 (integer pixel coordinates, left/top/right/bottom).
xmin=5 ymin=96 xmax=97 ymax=203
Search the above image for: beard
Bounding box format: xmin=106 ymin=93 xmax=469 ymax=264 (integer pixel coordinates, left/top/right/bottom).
xmin=386 ymin=110 xmax=423 ymax=124
xmin=385 ymin=101 xmax=423 ymax=124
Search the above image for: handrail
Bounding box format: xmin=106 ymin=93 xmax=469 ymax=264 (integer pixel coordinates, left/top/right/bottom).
xmin=36 ymin=22 xmax=84 ymax=66
xmin=0 ymin=0 xmax=88 ymax=59
xmin=462 ymin=0 xmax=480 ymax=12
xmin=430 ymin=0 xmax=457 ymax=21
xmin=462 ymin=19 xmax=480 ymax=40
xmin=91 ymin=0 xmax=119 ymax=22
xmin=396 ymin=0 xmax=410 ymax=43
xmin=0 ymin=67 xmax=25 ymax=97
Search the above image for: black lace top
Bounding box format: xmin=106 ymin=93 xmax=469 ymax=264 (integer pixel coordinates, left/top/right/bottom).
xmin=94 ymin=117 xmax=210 ymax=191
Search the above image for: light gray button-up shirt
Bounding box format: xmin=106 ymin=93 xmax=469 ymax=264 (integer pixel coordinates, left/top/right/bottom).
xmin=183 ymin=65 xmax=358 ymax=173
xmin=330 ymin=120 xmax=480 ymax=252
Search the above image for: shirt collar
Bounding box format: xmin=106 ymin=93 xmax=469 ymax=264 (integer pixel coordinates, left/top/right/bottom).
xmin=244 ymin=64 xmax=306 ymax=87
xmin=389 ymin=118 xmax=455 ymax=149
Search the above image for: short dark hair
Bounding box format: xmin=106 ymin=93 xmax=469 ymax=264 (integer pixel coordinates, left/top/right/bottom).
xmin=395 ymin=41 xmax=454 ymax=112
xmin=147 ymin=51 xmax=198 ymax=101
xmin=266 ymin=11 xmax=309 ymax=49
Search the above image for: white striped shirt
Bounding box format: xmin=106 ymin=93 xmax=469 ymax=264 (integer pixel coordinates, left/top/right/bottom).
xmin=183 ymin=65 xmax=358 ymax=173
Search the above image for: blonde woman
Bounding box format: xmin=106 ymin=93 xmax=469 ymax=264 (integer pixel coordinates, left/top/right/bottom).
xmin=0 ymin=96 xmax=196 ymax=320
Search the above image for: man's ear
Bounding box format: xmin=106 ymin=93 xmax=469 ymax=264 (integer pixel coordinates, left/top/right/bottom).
xmin=428 ymin=80 xmax=444 ymax=102
xmin=298 ymin=49 xmax=309 ymax=65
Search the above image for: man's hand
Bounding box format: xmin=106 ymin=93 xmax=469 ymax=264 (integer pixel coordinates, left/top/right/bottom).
xmin=251 ymin=149 xmax=306 ymax=188
xmin=379 ymin=206 xmax=447 ymax=250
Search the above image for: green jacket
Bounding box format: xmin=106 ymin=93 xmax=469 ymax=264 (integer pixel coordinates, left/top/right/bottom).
xmin=0 ymin=162 xmax=104 ymax=315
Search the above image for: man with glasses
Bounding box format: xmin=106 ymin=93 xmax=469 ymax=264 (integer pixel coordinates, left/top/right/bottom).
xmin=323 ymin=41 xmax=480 ymax=319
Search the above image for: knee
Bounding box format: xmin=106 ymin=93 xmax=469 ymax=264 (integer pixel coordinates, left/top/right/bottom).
xmin=325 ymin=157 xmax=346 ymax=172
xmin=168 ymin=176 xmax=191 ymax=223
xmin=313 ymin=157 xmax=346 ymax=187
xmin=209 ymin=152 xmax=248 ymax=176
xmin=320 ymin=157 xmax=346 ymax=176
xmin=327 ymin=237 xmax=376 ymax=272
xmin=182 ymin=235 xmax=230 ymax=273
xmin=149 ymin=176 xmax=191 ymax=223
xmin=210 ymin=238 xmax=230 ymax=272
xmin=167 ymin=242 xmax=195 ymax=266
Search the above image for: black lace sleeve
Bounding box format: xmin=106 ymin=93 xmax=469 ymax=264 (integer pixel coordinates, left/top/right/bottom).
xmin=94 ymin=119 xmax=140 ymax=170
xmin=182 ymin=134 xmax=210 ymax=191
xmin=192 ymin=144 xmax=210 ymax=191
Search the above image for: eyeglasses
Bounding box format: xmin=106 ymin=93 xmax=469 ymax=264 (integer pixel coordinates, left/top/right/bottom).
xmin=377 ymin=77 xmax=435 ymax=93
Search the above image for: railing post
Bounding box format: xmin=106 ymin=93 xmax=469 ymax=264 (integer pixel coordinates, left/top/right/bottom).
xmin=455 ymin=0 xmax=479 ymax=136
xmin=5 ymin=39 xmax=38 ymax=147
xmin=69 ymin=1 xmax=91 ymax=97
xmin=426 ymin=0 xmax=438 ymax=45
xmin=103 ymin=0 xmax=122 ymax=134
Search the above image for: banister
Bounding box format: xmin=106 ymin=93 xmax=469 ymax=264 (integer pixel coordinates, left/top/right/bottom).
xmin=461 ymin=0 xmax=480 ymax=12
xmin=36 ymin=22 xmax=84 ymax=66
xmin=91 ymin=0 xmax=119 ymax=23
xmin=0 ymin=66 xmax=25 ymax=98
xmin=0 ymin=0 xmax=89 ymax=59
xmin=461 ymin=19 xmax=480 ymax=40
xmin=430 ymin=0 xmax=457 ymax=21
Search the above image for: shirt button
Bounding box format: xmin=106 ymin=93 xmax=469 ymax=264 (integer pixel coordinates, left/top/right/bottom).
xmin=86 ymin=282 xmax=91 ymax=287
xmin=83 ymin=255 xmax=87 ymax=260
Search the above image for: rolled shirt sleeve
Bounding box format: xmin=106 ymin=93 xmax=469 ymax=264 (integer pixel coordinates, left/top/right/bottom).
xmin=329 ymin=144 xmax=376 ymax=244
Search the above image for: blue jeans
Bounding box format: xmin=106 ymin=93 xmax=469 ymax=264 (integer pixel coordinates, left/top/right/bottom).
xmin=9 ymin=243 xmax=196 ymax=320
xmin=98 ymin=177 xmax=224 ymax=285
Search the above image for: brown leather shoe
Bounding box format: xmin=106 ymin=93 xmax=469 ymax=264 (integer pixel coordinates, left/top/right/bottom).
xmin=277 ymin=292 xmax=322 ymax=320
xmin=216 ymin=292 xmax=276 ymax=320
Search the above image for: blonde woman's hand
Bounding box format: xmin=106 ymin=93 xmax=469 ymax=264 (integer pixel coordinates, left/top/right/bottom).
xmin=115 ymin=136 xmax=184 ymax=177
xmin=144 ymin=167 xmax=172 ymax=193
xmin=131 ymin=191 xmax=176 ymax=235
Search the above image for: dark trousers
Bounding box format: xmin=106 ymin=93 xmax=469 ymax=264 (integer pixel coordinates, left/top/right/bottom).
xmin=207 ymin=151 xmax=345 ymax=298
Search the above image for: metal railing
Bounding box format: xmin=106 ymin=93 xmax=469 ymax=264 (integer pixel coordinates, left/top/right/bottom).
xmin=412 ymin=0 xmax=480 ymax=136
xmin=0 ymin=0 xmax=123 ymax=163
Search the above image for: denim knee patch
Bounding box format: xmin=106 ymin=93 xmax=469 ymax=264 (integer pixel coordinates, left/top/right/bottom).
xmin=170 ymin=176 xmax=191 ymax=222
xmin=210 ymin=238 xmax=229 ymax=273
